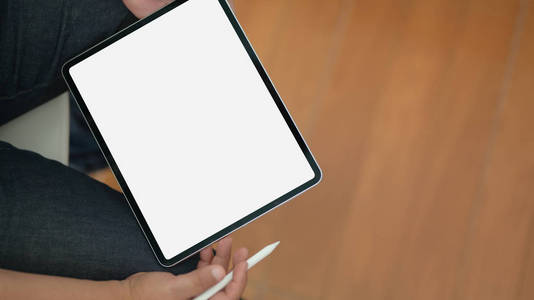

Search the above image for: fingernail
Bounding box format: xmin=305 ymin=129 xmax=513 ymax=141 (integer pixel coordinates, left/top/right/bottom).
xmin=211 ymin=267 xmax=225 ymax=281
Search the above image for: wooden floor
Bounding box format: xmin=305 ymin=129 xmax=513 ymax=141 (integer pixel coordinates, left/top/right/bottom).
xmin=92 ymin=0 xmax=534 ymax=298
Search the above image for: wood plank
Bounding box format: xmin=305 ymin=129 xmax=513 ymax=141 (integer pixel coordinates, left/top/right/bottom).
xmin=89 ymin=168 xmax=121 ymax=192
xmin=317 ymin=0 xmax=520 ymax=299
xmin=457 ymin=1 xmax=534 ymax=298
xmin=263 ymin=0 xmax=350 ymax=135
xmin=233 ymin=0 xmax=287 ymax=66
xmin=234 ymin=0 xmax=431 ymax=298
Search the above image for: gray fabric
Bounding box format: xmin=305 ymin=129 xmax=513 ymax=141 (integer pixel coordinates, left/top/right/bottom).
xmin=0 ymin=0 xmax=136 ymax=125
xmin=0 ymin=141 xmax=199 ymax=280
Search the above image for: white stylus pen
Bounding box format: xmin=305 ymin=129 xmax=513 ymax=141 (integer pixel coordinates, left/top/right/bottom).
xmin=193 ymin=241 xmax=280 ymax=300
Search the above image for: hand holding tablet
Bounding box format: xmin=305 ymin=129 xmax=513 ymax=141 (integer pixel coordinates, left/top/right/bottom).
xmin=63 ymin=0 xmax=321 ymax=267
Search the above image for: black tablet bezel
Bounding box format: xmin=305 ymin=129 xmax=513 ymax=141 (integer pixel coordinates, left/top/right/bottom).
xmin=62 ymin=0 xmax=322 ymax=267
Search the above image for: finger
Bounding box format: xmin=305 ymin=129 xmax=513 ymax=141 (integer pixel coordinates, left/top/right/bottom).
xmin=216 ymin=261 xmax=248 ymax=300
xmin=232 ymin=247 xmax=248 ymax=267
xmin=198 ymin=247 xmax=214 ymax=268
xmin=172 ymin=265 xmax=225 ymax=298
xmin=212 ymin=237 xmax=232 ymax=270
xmin=212 ymin=248 xmax=248 ymax=300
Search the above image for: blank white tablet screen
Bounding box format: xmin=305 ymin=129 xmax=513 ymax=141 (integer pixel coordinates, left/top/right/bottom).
xmin=69 ymin=0 xmax=315 ymax=259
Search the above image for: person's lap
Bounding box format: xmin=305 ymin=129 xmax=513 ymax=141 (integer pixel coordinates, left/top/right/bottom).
xmin=0 ymin=141 xmax=199 ymax=280
xmin=0 ymin=0 xmax=200 ymax=280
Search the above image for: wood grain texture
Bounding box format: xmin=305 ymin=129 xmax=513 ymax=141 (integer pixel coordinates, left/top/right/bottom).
xmin=455 ymin=1 xmax=534 ymax=299
xmin=89 ymin=0 xmax=534 ymax=299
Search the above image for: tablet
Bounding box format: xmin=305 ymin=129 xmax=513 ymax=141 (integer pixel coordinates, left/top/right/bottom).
xmin=62 ymin=0 xmax=321 ymax=267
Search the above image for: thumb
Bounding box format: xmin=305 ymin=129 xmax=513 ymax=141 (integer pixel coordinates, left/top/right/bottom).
xmin=172 ymin=265 xmax=226 ymax=298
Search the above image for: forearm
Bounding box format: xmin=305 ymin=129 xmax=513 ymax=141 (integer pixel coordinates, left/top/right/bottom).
xmin=0 ymin=269 xmax=127 ymax=300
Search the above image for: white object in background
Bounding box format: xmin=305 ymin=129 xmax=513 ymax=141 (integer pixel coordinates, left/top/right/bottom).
xmin=193 ymin=241 xmax=280 ymax=300
xmin=0 ymin=92 xmax=70 ymax=165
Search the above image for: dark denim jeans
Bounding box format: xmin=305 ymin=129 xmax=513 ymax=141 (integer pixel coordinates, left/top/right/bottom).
xmin=0 ymin=142 xmax=199 ymax=279
xmin=0 ymin=0 xmax=199 ymax=279
xmin=0 ymin=0 xmax=136 ymax=124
